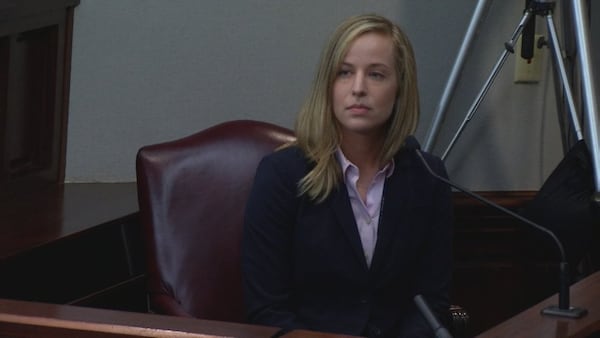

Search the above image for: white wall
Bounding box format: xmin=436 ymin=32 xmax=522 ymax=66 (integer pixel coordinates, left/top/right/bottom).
xmin=66 ymin=0 xmax=595 ymax=190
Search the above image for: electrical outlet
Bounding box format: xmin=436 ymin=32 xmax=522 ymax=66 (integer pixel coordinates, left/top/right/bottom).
xmin=513 ymin=34 xmax=545 ymax=83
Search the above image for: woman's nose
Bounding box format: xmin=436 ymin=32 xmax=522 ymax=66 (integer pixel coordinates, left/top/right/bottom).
xmin=352 ymin=73 xmax=366 ymax=96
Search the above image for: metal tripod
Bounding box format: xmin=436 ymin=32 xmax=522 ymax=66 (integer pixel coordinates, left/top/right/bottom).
xmin=423 ymin=0 xmax=600 ymax=201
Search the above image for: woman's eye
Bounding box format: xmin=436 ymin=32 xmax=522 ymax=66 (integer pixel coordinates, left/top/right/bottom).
xmin=337 ymin=69 xmax=352 ymax=77
xmin=369 ymin=72 xmax=385 ymax=80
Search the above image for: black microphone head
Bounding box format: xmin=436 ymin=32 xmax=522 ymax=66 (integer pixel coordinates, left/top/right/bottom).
xmin=404 ymin=135 xmax=421 ymax=151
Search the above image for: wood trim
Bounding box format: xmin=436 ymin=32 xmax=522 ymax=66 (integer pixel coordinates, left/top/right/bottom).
xmin=57 ymin=4 xmax=76 ymax=182
xmin=0 ymin=298 xmax=281 ymax=338
xmin=453 ymin=190 xmax=537 ymax=209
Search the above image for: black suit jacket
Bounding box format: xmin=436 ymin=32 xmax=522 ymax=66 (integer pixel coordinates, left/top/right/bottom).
xmin=242 ymin=143 xmax=453 ymax=338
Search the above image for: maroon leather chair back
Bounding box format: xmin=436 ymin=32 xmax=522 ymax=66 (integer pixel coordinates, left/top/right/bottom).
xmin=135 ymin=120 xmax=295 ymax=322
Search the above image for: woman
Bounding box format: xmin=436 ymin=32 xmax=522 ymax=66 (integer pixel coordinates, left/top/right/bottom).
xmin=242 ymin=14 xmax=453 ymax=338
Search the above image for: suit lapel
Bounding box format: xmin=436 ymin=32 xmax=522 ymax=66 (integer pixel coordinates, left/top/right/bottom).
xmin=327 ymin=150 xmax=416 ymax=274
xmin=369 ymin=154 xmax=413 ymax=274
xmin=329 ymin=186 xmax=370 ymax=271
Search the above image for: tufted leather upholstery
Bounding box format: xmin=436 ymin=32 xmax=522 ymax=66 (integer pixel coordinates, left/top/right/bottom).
xmin=135 ymin=120 xmax=295 ymax=321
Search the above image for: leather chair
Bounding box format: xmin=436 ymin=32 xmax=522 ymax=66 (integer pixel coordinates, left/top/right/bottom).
xmin=136 ymin=119 xmax=469 ymax=335
xmin=136 ymin=120 xmax=295 ymax=321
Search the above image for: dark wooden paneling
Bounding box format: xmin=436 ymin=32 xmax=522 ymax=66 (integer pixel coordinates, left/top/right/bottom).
xmin=7 ymin=25 xmax=58 ymax=182
xmin=451 ymin=191 xmax=564 ymax=336
xmin=0 ymin=0 xmax=79 ymax=193
xmin=0 ymin=35 xmax=7 ymax=171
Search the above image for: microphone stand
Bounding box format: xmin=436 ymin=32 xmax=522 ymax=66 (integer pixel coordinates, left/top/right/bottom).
xmin=414 ymin=149 xmax=588 ymax=319
xmin=414 ymin=295 xmax=453 ymax=338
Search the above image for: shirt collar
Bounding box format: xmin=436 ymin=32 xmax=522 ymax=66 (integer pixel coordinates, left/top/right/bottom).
xmin=335 ymin=148 xmax=395 ymax=178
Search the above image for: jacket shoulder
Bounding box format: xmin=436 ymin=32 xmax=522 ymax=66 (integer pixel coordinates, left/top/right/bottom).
xmin=257 ymin=145 xmax=310 ymax=180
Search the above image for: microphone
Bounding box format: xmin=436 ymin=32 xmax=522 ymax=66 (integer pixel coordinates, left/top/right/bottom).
xmin=408 ymin=138 xmax=588 ymax=319
xmin=414 ymin=294 xmax=453 ymax=338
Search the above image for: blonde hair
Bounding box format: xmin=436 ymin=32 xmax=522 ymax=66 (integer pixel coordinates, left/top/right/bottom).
xmin=294 ymin=14 xmax=420 ymax=202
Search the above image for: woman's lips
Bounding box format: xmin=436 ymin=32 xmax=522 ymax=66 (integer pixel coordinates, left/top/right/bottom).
xmin=347 ymin=104 xmax=370 ymax=114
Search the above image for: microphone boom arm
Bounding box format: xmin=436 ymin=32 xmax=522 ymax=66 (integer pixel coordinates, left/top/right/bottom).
xmin=414 ymin=149 xmax=587 ymax=318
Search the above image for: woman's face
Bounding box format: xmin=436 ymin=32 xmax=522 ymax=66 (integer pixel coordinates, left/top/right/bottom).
xmin=332 ymin=32 xmax=398 ymax=139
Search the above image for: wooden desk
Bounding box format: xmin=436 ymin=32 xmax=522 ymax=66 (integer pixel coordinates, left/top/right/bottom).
xmin=0 ymin=183 xmax=145 ymax=311
xmin=477 ymin=270 xmax=600 ymax=338
xmin=0 ymin=183 xmax=138 ymax=259
xmin=0 ymin=298 xmax=357 ymax=338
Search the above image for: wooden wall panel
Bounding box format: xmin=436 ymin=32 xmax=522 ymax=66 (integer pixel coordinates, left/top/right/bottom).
xmin=0 ymin=0 xmax=79 ymax=193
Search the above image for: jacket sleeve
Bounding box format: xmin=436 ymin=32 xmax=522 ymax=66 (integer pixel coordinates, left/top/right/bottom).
xmin=241 ymin=151 xmax=308 ymax=330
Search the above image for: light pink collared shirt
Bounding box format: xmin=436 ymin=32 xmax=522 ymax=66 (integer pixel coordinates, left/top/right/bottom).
xmin=336 ymin=149 xmax=394 ymax=267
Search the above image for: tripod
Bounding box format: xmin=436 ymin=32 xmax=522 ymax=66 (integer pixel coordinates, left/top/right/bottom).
xmin=423 ymin=0 xmax=600 ymax=201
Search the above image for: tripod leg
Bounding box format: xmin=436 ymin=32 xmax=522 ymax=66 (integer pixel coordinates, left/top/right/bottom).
xmin=441 ymin=10 xmax=534 ymax=160
xmin=545 ymin=13 xmax=584 ymax=141
xmin=423 ymin=0 xmax=492 ymax=152
xmin=571 ymin=0 xmax=600 ymax=201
